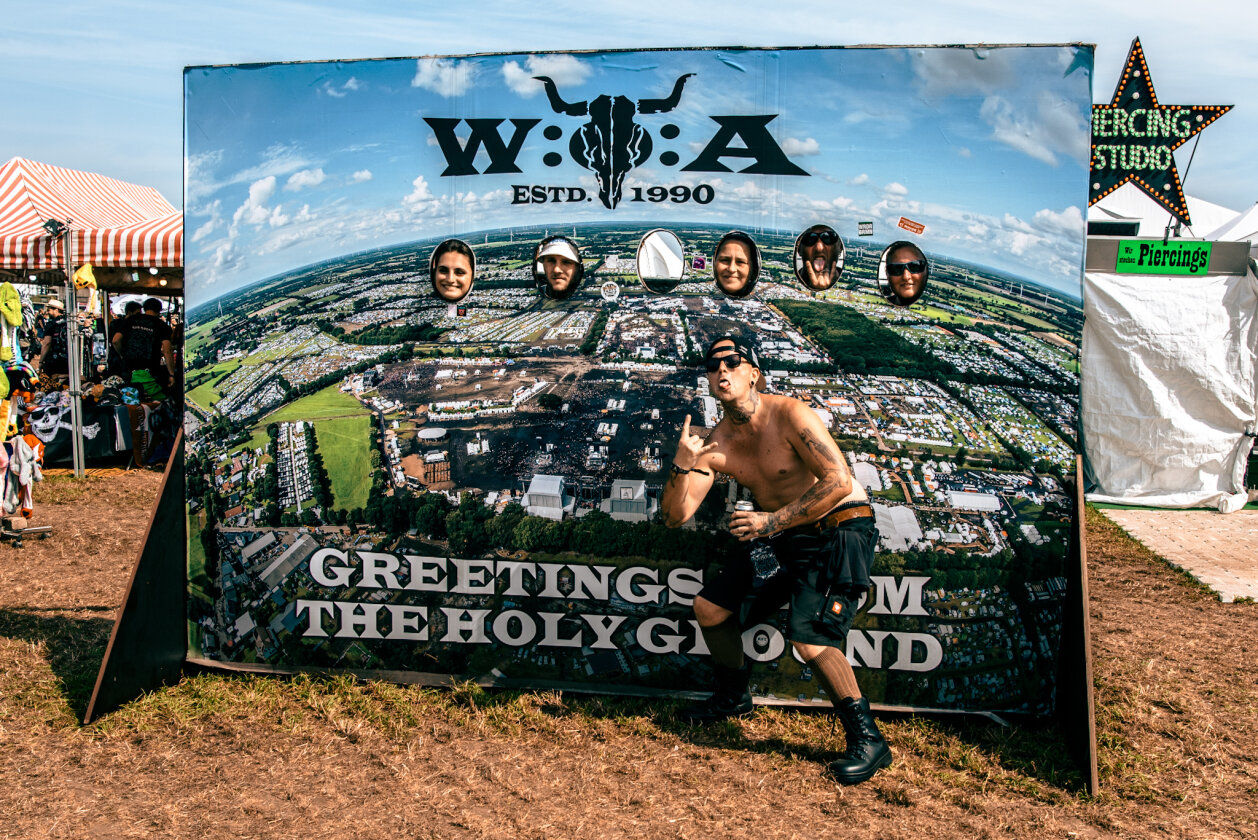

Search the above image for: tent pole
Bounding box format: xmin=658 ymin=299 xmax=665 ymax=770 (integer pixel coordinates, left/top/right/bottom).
xmin=63 ymin=227 xmax=85 ymax=478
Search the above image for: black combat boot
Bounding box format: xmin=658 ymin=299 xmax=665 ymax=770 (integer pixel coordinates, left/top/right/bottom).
xmin=828 ymin=696 xmax=892 ymax=784
xmin=678 ymin=662 xmax=753 ymax=723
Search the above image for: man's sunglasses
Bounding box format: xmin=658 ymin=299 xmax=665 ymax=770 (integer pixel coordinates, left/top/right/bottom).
xmin=887 ymin=259 xmax=927 ymax=276
xmin=704 ymin=353 xmax=746 ymax=373
xmin=801 ymin=230 xmax=838 ymax=247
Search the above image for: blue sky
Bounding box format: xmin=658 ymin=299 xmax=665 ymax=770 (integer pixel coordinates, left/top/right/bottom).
xmin=184 ymin=46 xmax=1093 ymax=304
xmin=4 ymin=1 xmax=1254 ymax=302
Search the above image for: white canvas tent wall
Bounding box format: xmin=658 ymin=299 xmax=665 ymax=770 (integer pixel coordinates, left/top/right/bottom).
xmin=1082 ymin=239 xmax=1257 ymax=511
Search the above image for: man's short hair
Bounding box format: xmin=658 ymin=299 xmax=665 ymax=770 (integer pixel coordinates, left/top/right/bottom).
xmin=124 ymin=301 xmax=142 ymax=316
xmin=142 ymin=297 xmax=162 ymax=313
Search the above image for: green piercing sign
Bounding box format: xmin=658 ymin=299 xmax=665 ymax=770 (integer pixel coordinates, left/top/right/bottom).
xmin=1115 ymin=239 xmax=1212 ymax=276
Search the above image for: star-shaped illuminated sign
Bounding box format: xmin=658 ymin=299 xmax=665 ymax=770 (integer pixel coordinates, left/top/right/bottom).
xmin=1089 ymin=38 xmax=1231 ymax=227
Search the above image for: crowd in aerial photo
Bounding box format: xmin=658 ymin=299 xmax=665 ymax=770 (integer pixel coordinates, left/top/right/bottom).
xmin=184 ymin=222 xmax=1082 ymax=715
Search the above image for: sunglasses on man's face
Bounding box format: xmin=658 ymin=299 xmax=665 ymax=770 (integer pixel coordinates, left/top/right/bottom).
xmin=801 ymin=230 xmax=838 ymax=247
xmin=704 ymin=353 xmax=746 ymax=373
xmin=887 ymin=259 xmax=927 ymax=277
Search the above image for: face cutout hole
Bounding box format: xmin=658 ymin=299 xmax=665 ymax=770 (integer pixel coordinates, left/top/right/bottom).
xmin=534 ymin=236 xmax=584 ymax=301
xmin=794 ymin=225 xmax=845 ymax=291
xmin=637 ymin=229 xmax=686 ymax=294
xmin=713 ymin=231 xmax=760 ymax=299
xmin=877 ymin=240 xmax=929 ymax=307
xmin=430 ymin=239 xmax=476 ymax=303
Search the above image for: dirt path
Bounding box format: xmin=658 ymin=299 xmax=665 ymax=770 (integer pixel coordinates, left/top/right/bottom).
xmin=1 ymin=472 xmax=1255 ymax=839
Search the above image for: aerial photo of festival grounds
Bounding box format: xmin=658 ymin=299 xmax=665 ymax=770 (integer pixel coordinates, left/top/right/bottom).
xmin=184 ymin=221 xmax=1080 ymax=715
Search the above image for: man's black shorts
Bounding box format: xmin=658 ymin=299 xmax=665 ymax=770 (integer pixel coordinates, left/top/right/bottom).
xmin=698 ymin=516 xmax=877 ymax=647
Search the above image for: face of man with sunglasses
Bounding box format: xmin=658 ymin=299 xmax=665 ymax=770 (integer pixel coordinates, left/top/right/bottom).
xmin=798 ymin=226 xmax=840 ymax=291
xmin=885 ymin=244 xmax=928 ymax=305
xmin=704 ymin=341 xmax=760 ymax=402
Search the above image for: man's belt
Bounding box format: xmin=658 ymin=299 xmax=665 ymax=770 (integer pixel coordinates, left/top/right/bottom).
xmin=790 ymin=500 xmax=874 ymax=534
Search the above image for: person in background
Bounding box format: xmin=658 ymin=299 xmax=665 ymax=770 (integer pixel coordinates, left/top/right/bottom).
xmin=111 ymin=297 xmax=174 ymax=400
xmin=36 ymin=297 xmax=69 ymax=377
xmin=106 ymin=301 xmax=142 ymax=379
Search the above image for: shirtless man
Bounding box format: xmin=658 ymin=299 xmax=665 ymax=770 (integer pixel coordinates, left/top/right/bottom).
xmin=660 ymin=335 xmax=891 ymax=785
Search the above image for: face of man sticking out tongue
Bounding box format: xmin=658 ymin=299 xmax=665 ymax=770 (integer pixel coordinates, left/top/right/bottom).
xmin=798 ymin=226 xmax=838 ymax=290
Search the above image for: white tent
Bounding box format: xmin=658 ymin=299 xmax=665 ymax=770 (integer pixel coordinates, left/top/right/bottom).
xmin=1207 ymin=202 xmax=1258 ymax=246
xmin=1082 ymin=202 xmax=1257 ymax=511
xmin=1088 ymin=183 xmax=1240 ymax=240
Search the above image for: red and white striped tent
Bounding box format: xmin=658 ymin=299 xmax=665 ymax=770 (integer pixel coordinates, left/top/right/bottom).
xmin=0 ymin=156 xmax=181 ymax=279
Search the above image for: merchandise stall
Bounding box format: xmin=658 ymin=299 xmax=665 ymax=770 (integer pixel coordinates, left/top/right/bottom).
xmin=0 ymin=157 xmax=183 ymax=485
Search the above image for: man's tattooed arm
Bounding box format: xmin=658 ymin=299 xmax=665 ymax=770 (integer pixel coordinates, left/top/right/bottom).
xmin=759 ymin=421 xmax=854 ymax=535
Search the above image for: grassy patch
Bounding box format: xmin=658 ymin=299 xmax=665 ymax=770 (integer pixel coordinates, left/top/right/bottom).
xmin=315 ymin=415 xmax=373 ymax=511
xmin=265 ymin=384 xmax=371 ymax=422
xmin=185 ymin=360 xmax=242 ymax=411
xmin=185 ymin=315 xmax=225 ymax=356
xmin=237 ymin=427 xmax=272 ymax=456
xmin=187 ymin=511 xmax=209 ymax=589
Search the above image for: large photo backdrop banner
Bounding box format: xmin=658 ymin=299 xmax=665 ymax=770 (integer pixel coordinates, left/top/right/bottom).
xmin=184 ymin=46 xmax=1091 ymax=716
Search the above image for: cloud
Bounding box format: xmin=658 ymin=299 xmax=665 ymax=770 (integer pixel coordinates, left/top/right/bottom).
xmin=322 ymin=77 xmax=363 ymax=98
xmin=1031 ymin=205 xmax=1084 ymax=238
xmin=232 ymin=176 xmax=278 ymax=228
xmin=884 ymin=182 xmax=909 ymax=196
xmin=910 ymin=47 xmax=1024 ymax=98
xmin=412 ymin=58 xmax=475 ymax=98
xmin=351 ymin=169 xmax=373 ymax=183
xmin=285 ymin=168 xmax=326 ymax=191
xmin=848 ymin=173 xmax=870 ymax=186
xmin=502 ymin=54 xmax=591 ymax=97
xmin=980 ymin=92 xmax=1089 ymax=167
xmin=403 ymin=174 xmax=436 ymax=209
xmin=190 ymin=199 xmax=221 ymax=243
xmin=1009 ymin=231 xmax=1037 ymax=256
xmin=780 ymin=137 xmax=820 ymax=157
xmin=190 ymin=143 xmax=320 ymax=205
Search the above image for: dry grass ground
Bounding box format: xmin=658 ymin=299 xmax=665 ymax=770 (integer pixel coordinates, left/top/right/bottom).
xmin=1 ymin=471 xmax=1255 ymax=839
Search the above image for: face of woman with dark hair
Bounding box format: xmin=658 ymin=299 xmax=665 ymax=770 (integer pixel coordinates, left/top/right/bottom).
xmin=886 ymin=245 xmax=927 ymax=304
xmin=434 ymin=250 xmax=473 ymax=301
xmin=715 ymin=239 xmax=753 ymax=295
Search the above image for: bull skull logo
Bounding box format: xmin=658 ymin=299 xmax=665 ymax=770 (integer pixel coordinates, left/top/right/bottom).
xmin=535 ymin=73 xmax=694 ymax=210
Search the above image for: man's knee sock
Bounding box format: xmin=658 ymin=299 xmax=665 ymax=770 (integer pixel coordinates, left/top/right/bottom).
xmin=699 ymin=617 xmax=745 ymax=669
xmin=804 ymin=646 xmax=860 ymax=702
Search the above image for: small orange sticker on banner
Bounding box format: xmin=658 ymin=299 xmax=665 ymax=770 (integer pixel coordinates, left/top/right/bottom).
xmin=830 ymin=601 xmax=843 ymax=615
xmin=897 ymin=216 xmax=925 ymax=234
